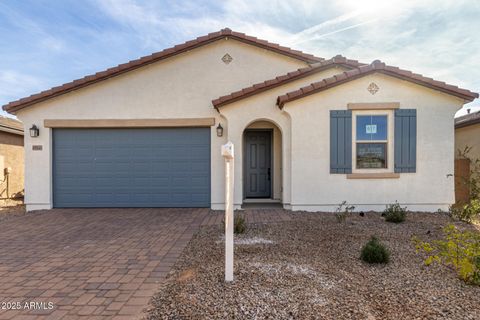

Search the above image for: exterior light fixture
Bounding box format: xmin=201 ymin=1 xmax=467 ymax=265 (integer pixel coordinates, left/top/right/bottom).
xmin=29 ymin=125 xmax=40 ymax=138
xmin=216 ymin=123 xmax=223 ymax=137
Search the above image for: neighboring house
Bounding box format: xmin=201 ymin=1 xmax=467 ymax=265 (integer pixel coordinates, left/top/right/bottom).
xmin=2 ymin=28 xmax=478 ymax=212
xmin=454 ymin=110 xmax=480 ymax=203
xmin=0 ymin=116 xmax=24 ymax=199
xmin=455 ymin=110 xmax=480 ymax=160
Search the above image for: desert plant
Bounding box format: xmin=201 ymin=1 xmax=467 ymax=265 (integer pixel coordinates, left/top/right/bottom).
xmin=234 ymin=214 xmax=246 ymax=234
xmin=221 ymin=214 xmax=246 ymax=234
xmin=383 ymin=202 xmax=407 ymax=223
xmin=452 ymin=147 xmax=480 ymax=224
xmin=335 ymin=201 xmax=355 ymax=223
xmin=450 ymin=199 xmax=480 ymax=223
xmin=361 ymin=236 xmax=390 ymax=264
xmin=413 ymin=224 xmax=480 ymax=285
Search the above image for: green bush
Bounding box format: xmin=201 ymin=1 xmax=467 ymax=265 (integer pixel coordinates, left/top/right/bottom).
xmin=449 ymin=199 xmax=480 ymax=223
xmin=413 ymin=224 xmax=480 ymax=285
xmin=383 ymin=202 xmax=407 ymax=223
xmin=335 ymin=201 xmax=355 ymax=223
xmin=453 ymin=146 xmax=480 ymax=224
xmin=361 ymin=236 xmax=390 ymax=264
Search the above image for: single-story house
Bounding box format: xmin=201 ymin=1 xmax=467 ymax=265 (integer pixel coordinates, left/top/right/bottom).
xmin=0 ymin=116 xmax=24 ymax=199
xmin=455 ymin=109 xmax=480 ymax=160
xmin=2 ymin=28 xmax=478 ymax=212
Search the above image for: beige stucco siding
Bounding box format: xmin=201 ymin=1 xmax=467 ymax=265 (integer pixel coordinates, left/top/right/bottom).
xmin=218 ymin=67 xmax=348 ymax=208
xmin=455 ymin=124 xmax=480 ymax=161
xmin=284 ymin=73 xmax=464 ymax=211
xmin=16 ymin=39 xmax=307 ymax=211
xmin=14 ymin=36 xmax=467 ymax=212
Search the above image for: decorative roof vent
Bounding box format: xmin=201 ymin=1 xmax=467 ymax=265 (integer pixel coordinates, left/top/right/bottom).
xmin=367 ymin=82 xmax=379 ymax=95
xmin=222 ymin=53 xmax=233 ymax=64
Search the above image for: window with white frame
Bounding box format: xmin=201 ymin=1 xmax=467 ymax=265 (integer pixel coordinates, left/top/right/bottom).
xmin=355 ymin=115 xmax=388 ymax=169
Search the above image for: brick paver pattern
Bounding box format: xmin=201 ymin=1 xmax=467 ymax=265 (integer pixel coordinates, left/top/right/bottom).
xmin=0 ymin=208 xmax=291 ymax=319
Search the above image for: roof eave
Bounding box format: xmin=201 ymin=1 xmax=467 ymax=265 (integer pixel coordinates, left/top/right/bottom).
xmin=277 ymin=68 xmax=479 ymax=109
xmin=3 ymin=28 xmax=323 ymax=114
xmin=213 ymin=62 xmax=362 ymax=109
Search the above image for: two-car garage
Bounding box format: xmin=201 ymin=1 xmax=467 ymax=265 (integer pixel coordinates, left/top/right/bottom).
xmin=52 ymin=127 xmax=211 ymax=208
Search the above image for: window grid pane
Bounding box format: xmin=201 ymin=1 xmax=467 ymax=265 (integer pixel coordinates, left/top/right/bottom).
xmin=356 ymin=142 xmax=387 ymax=169
xmin=356 ymin=115 xmax=387 ymax=141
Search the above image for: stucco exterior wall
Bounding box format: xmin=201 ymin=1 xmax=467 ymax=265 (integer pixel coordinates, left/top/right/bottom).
xmin=218 ymin=67 xmax=347 ymax=209
xmin=455 ymin=124 xmax=480 ymax=161
xmin=284 ymin=73 xmax=464 ymax=211
xmin=14 ymin=37 xmax=467 ymax=212
xmin=0 ymin=132 xmax=24 ymax=198
xmin=16 ymin=39 xmax=307 ymax=211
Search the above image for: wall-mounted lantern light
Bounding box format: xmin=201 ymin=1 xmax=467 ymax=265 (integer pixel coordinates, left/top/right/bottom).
xmin=216 ymin=123 xmax=223 ymax=137
xmin=29 ymin=125 xmax=40 ymax=138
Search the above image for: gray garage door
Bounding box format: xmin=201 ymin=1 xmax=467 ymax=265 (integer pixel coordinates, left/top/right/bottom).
xmin=53 ymin=128 xmax=210 ymax=208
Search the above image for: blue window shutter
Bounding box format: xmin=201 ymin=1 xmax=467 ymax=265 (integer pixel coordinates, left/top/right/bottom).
xmin=394 ymin=109 xmax=417 ymax=173
xmin=330 ymin=110 xmax=352 ymax=174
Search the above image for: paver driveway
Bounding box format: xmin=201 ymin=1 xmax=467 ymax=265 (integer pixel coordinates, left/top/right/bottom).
xmin=0 ymin=208 xmax=212 ymax=320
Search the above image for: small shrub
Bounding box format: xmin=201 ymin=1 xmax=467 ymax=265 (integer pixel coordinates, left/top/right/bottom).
xmin=361 ymin=236 xmax=390 ymax=264
xmin=449 ymin=199 xmax=480 ymax=223
xmin=383 ymin=202 xmax=407 ymax=223
xmin=335 ymin=201 xmax=355 ymax=223
xmin=221 ymin=214 xmax=247 ymax=234
xmin=413 ymin=224 xmax=480 ymax=285
xmin=234 ymin=214 xmax=246 ymax=234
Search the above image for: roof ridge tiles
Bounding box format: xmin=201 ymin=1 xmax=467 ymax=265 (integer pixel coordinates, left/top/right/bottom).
xmin=3 ymin=28 xmax=323 ymax=113
xmin=276 ymin=61 xmax=479 ymax=108
xmin=212 ymin=55 xmax=365 ymax=108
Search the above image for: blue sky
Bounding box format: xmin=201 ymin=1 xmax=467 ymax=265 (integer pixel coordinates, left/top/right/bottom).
xmin=1 ymin=0 xmax=479 ymax=117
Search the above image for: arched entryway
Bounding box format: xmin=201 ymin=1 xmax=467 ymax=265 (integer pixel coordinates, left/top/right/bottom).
xmin=243 ymin=120 xmax=282 ymax=203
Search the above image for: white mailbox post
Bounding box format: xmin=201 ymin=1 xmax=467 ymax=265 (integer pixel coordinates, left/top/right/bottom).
xmin=221 ymin=141 xmax=234 ymax=282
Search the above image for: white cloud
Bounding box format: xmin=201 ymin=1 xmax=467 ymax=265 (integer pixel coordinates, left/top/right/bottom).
xmin=0 ymin=71 xmax=44 ymax=117
xmin=0 ymin=71 xmax=43 ymax=98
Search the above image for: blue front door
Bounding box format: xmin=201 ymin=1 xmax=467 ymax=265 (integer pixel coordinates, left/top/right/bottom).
xmin=244 ymin=130 xmax=272 ymax=198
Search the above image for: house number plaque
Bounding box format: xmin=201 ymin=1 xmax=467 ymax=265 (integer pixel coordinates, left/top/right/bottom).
xmin=32 ymin=145 xmax=43 ymax=151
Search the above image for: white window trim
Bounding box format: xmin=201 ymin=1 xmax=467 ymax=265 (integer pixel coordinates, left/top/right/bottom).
xmin=352 ymin=109 xmax=394 ymax=174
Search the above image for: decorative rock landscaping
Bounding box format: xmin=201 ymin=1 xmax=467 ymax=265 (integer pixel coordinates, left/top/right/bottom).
xmin=146 ymin=211 xmax=480 ymax=320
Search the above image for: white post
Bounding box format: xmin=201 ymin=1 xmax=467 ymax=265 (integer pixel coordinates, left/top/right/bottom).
xmin=221 ymin=142 xmax=234 ymax=282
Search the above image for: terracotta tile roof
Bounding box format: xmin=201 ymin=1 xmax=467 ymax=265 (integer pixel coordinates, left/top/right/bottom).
xmin=212 ymin=55 xmax=365 ymax=109
xmin=0 ymin=116 xmax=23 ymax=135
xmin=2 ymin=28 xmax=323 ymax=114
xmin=277 ymin=60 xmax=479 ymax=108
xmin=455 ymin=110 xmax=480 ymax=128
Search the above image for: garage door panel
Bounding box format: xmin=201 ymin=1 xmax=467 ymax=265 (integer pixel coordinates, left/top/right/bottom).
xmin=53 ymin=128 xmax=210 ymax=208
xmin=191 ymin=160 xmax=210 ymax=172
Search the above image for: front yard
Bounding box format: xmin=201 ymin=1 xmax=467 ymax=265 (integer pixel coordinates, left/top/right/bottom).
xmin=146 ymin=212 xmax=480 ymax=320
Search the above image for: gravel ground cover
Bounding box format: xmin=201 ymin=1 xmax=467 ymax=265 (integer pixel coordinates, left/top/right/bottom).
xmin=0 ymin=200 xmax=25 ymax=221
xmin=146 ymin=211 xmax=480 ymax=320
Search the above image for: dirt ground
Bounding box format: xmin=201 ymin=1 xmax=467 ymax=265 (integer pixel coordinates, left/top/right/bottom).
xmin=146 ymin=211 xmax=480 ymax=320
xmin=0 ymin=198 xmax=25 ymax=221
